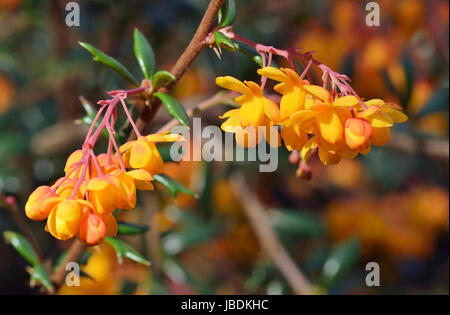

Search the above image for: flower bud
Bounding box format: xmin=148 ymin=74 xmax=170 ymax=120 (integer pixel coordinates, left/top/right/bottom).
xmin=344 ymin=118 xmax=373 ymax=151
xmin=296 ymin=161 xmax=312 ymax=180
xmin=46 ymin=199 xmax=82 ymax=240
xmin=25 ymin=186 xmax=57 ymax=220
xmin=79 ymin=213 xmax=106 ymax=246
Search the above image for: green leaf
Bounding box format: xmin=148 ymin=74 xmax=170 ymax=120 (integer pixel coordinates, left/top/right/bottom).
xmin=104 ymin=237 xmax=150 ymax=266
xmin=152 ymin=70 xmax=176 ymax=90
xmin=245 ymin=263 xmax=273 ymax=293
xmin=133 ymin=28 xmax=156 ymax=79
xmin=416 ymin=85 xmax=449 ymax=118
xmin=270 ymin=210 xmax=325 ymax=238
xmin=322 ymin=238 xmax=361 ymax=288
xmin=153 ymin=92 xmax=190 ymax=127
xmin=214 ymin=31 xmax=237 ymax=53
xmin=79 ymin=42 xmax=139 ymax=86
xmin=117 ymin=222 xmax=149 ymax=235
xmin=153 ymin=174 xmax=197 ymax=198
xmin=157 ymin=144 xmax=178 ymax=162
xmin=199 ymin=162 xmax=213 ymax=217
xmin=401 ymin=52 xmax=414 ymax=106
xmin=218 ymin=0 xmax=236 ymax=28
xmin=162 ymin=227 xmax=215 ymax=255
xmin=30 ymin=264 xmax=54 ymax=293
xmin=3 ymin=231 xmax=40 ymax=266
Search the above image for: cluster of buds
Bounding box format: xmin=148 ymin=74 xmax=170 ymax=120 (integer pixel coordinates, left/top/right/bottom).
xmin=25 ymin=89 xmax=183 ymax=245
xmin=216 ymin=61 xmax=407 ymax=167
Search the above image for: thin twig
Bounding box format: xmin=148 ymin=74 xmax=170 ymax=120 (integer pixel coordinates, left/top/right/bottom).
xmin=50 ymin=239 xmax=85 ymax=287
xmin=230 ymin=175 xmax=314 ymax=295
xmin=130 ymin=0 xmax=225 ymax=140
xmin=1 ymin=196 xmax=45 ymax=264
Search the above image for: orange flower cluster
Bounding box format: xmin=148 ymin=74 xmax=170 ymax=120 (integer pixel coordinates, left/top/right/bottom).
xmin=326 ymin=187 xmax=449 ymax=258
xmin=25 ymin=133 xmax=182 ymax=246
xmin=217 ymin=66 xmax=408 ymax=165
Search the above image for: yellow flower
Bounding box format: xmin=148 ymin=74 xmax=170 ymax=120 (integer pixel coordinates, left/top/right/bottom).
xmin=86 ymin=174 xmax=120 ymax=214
xmin=257 ymin=67 xmax=306 ymax=119
xmin=120 ymin=133 xmax=183 ymax=174
xmin=126 ymin=169 xmax=155 ymax=191
xmin=25 ymin=186 xmax=57 ymax=221
xmin=344 ymin=117 xmax=373 ymax=151
xmin=110 ymin=169 xmax=136 ymax=210
xmin=79 ymin=212 xmax=106 ymax=246
xmin=45 ymin=198 xmax=93 ymax=241
xmin=356 ymin=99 xmax=407 ymax=149
xmin=358 ymin=99 xmax=408 ymax=127
xmin=300 ymin=135 xmax=341 ymax=165
xmin=216 ymin=76 xmax=280 ymax=148
xmin=289 ymin=86 xmax=356 ymax=145
xmin=64 ymin=150 xmax=91 ymax=180
xmin=53 ymin=178 xmax=83 ymax=199
xmin=257 ymin=67 xmax=309 ymax=151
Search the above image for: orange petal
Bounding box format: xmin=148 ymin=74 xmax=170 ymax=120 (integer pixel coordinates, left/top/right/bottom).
xmin=130 ymin=138 xmax=152 ymax=168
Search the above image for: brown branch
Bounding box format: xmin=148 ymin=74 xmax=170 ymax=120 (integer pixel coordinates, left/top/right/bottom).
xmin=50 ymin=239 xmax=85 ymax=287
xmin=129 ymin=0 xmax=225 ymax=140
xmin=230 ymin=175 xmax=314 ymax=295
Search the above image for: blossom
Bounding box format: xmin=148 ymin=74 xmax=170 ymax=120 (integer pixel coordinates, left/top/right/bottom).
xmin=289 ymin=85 xmax=357 ymax=144
xmin=79 ymin=213 xmax=106 ymax=246
xmin=64 ymin=150 xmax=90 ymax=180
xmin=344 ymin=118 xmax=373 ymax=150
xmin=78 ymin=212 xmax=117 ymax=246
xmin=216 ymin=76 xmax=280 ymax=148
xmin=257 ymin=67 xmax=306 ymax=119
xmin=120 ymin=133 xmax=183 ymax=174
xmin=112 ymin=170 xmax=137 ymax=210
xmin=25 ymin=186 xmax=57 ymax=221
xmin=257 ymin=67 xmax=309 ymax=151
xmin=45 ymin=198 xmax=93 ymax=241
xmin=86 ymin=174 xmax=120 ymax=214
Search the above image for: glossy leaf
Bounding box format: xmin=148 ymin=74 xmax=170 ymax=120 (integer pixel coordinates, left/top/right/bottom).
xmin=117 ymin=221 xmax=149 ymax=235
xmin=3 ymin=231 xmax=39 ymax=266
xmin=322 ymin=238 xmax=361 ymax=288
xmin=152 ymin=70 xmax=176 ymax=90
xmin=199 ymin=162 xmax=213 ymax=217
xmin=270 ymin=210 xmax=325 ymax=238
xmin=30 ymin=264 xmax=54 ymax=293
xmin=153 ymin=92 xmax=190 ymax=127
xmin=104 ymin=237 xmax=150 ymax=266
xmin=133 ymin=28 xmax=156 ymax=79
xmin=162 ymin=227 xmax=214 ymax=255
xmin=416 ymin=85 xmax=449 ymax=118
xmin=79 ymin=42 xmax=139 ymax=86
xmin=218 ymin=0 xmax=236 ymax=28
xmin=153 ymin=174 xmax=197 ymax=198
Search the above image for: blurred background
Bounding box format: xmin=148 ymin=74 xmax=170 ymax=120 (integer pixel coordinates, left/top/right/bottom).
xmin=0 ymin=0 xmax=448 ymax=295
